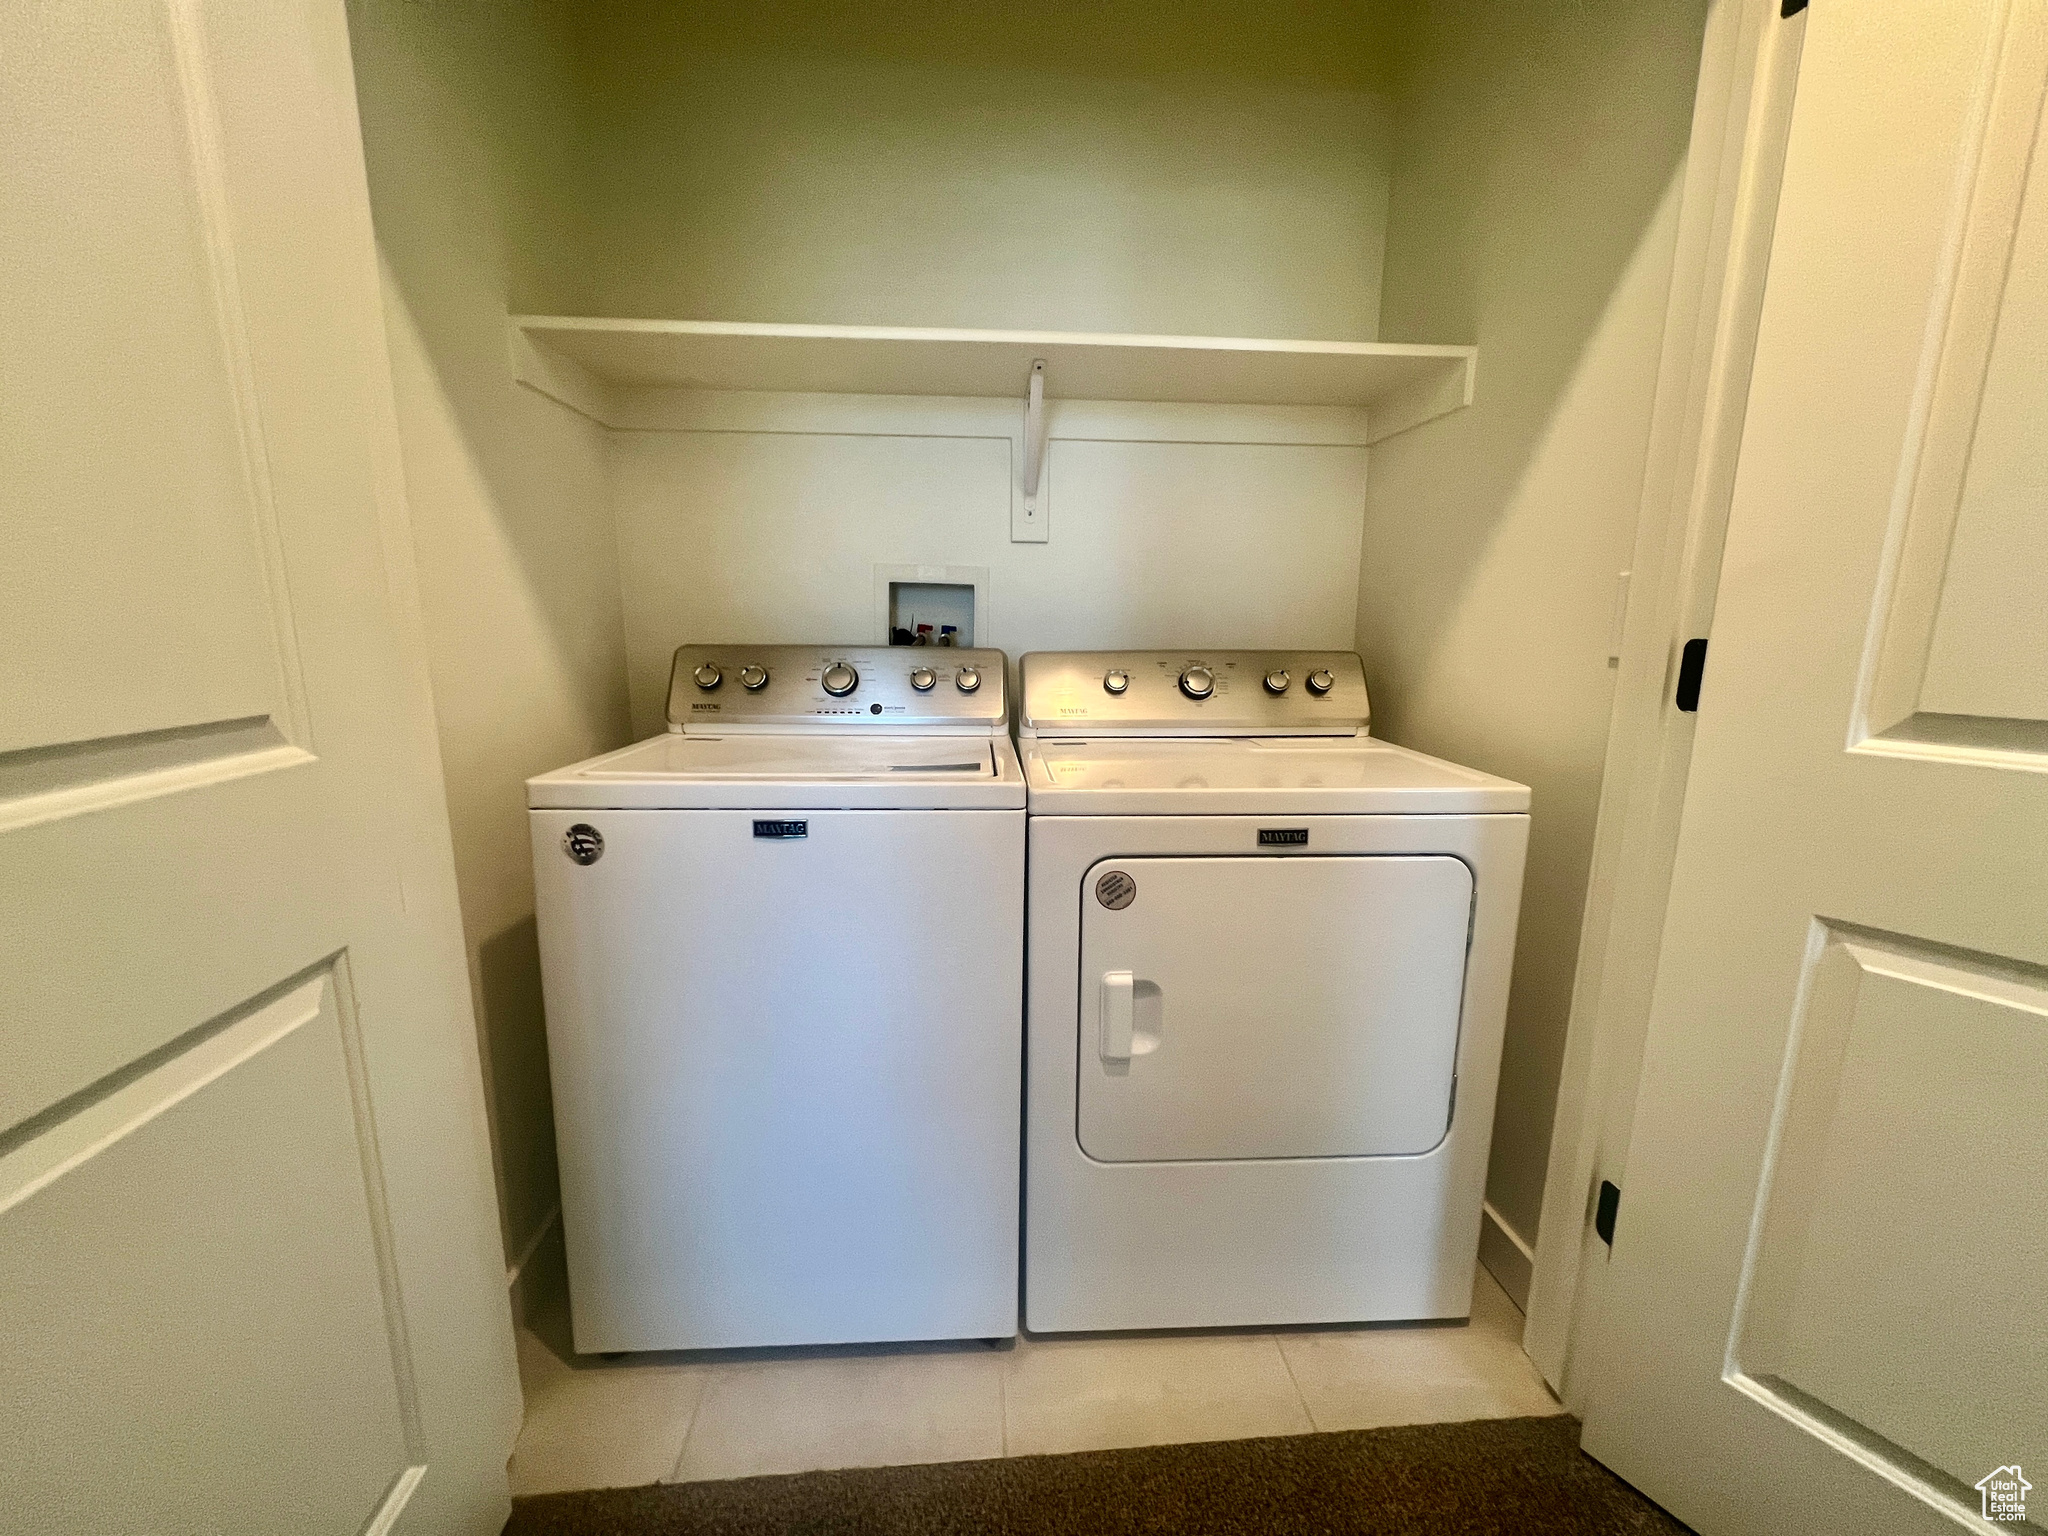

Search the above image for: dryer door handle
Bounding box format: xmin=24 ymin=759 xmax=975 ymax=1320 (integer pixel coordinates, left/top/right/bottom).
xmin=1100 ymin=970 xmax=1135 ymax=1063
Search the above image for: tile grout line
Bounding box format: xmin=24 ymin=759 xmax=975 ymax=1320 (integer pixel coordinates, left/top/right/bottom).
xmin=1273 ymin=1334 xmax=1321 ymax=1434
xmin=997 ymin=1347 xmax=1010 ymax=1458
xmin=665 ymin=1365 xmax=721 ymax=1483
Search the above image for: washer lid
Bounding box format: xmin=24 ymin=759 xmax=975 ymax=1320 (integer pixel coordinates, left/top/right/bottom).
xmin=1024 ymin=737 xmax=1528 ymax=815
xmin=529 ymin=732 xmax=1025 ymax=810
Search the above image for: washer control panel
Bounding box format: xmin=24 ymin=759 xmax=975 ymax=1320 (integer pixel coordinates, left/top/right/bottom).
xmin=667 ymin=644 xmax=1008 ymax=731
xmin=1020 ymin=651 xmax=1369 ymax=735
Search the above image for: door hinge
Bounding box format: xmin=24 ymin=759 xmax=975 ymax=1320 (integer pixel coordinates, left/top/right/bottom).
xmin=1595 ymin=1180 xmax=1622 ymax=1246
xmin=1675 ymin=637 xmax=1709 ymax=712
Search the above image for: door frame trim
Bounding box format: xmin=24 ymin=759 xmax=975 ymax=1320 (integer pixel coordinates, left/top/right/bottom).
xmin=1522 ymin=0 xmax=1807 ymax=1407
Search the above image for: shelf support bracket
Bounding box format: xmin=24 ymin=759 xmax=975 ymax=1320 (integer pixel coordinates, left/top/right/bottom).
xmin=1022 ymin=359 xmax=1046 ymax=503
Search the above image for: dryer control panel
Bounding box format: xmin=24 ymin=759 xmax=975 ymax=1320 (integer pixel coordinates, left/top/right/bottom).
xmin=667 ymin=644 xmax=1008 ymax=732
xmin=1020 ymin=651 xmax=1369 ymax=736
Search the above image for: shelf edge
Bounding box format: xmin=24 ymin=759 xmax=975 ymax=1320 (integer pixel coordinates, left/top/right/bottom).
xmin=509 ymin=322 xmax=617 ymax=424
xmin=511 ymin=312 xmax=1475 ymax=364
xmin=508 ymin=315 xmax=1476 ymax=436
xmin=1365 ymin=353 xmax=1478 ymax=444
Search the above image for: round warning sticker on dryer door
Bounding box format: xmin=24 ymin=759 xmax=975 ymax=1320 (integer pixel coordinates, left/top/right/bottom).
xmin=1095 ymin=870 xmax=1136 ymax=910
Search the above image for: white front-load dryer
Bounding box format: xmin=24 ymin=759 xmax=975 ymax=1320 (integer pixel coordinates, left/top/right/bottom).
xmin=530 ymin=645 xmax=1023 ymax=1353
xmin=1019 ymin=651 xmax=1530 ymax=1332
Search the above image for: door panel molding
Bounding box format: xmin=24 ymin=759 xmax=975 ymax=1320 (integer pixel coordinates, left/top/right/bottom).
xmin=161 ymin=0 xmax=314 ymax=753
xmin=1 ymin=961 xmax=332 ymax=1176
xmin=0 ymin=716 xmax=307 ymax=836
xmin=0 ymin=964 xmax=427 ymax=1532
xmin=329 ymin=949 xmax=429 ymax=1462
xmin=360 ymin=1465 xmax=428 ymax=1536
xmin=0 ymin=961 xmax=426 ymax=1468
xmin=1859 ymin=0 xmax=2048 ymax=767
xmin=1723 ymin=920 xmax=2048 ymax=1525
xmin=2 ymin=0 xmax=313 ymax=773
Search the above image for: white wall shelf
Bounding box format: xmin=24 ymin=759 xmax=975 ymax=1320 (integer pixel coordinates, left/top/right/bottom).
xmin=509 ymin=316 xmax=1475 ymax=444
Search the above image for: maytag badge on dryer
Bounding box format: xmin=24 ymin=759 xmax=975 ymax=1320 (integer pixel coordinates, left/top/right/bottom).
xmin=1095 ymin=870 xmax=1137 ymax=910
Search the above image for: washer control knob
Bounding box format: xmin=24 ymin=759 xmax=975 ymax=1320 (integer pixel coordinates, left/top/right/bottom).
xmin=1103 ymin=669 xmax=1130 ymax=695
xmin=1179 ymin=665 xmax=1215 ymax=700
xmin=956 ymin=667 xmax=982 ymax=693
xmin=821 ymin=662 xmax=859 ymax=696
xmin=693 ymin=663 xmax=722 ymax=690
xmin=1306 ymin=668 xmax=1336 ymax=696
xmin=1263 ymin=669 xmax=1290 ymax=695
xmin=739 ymin=664 xmax=769 ymax=691
xmin=910 ymin=667 xmax=937 ymax=692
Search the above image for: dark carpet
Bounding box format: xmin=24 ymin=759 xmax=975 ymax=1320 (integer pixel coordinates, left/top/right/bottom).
xmin=502 ymin=1414 xmax=1689 ymax=1535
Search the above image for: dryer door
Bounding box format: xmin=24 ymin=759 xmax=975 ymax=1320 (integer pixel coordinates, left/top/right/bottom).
xmin=1077 ymin=854 xmax=1472 ymax=1162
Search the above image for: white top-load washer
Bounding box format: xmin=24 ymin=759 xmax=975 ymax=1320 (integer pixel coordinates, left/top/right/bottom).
xmin=530 ymin=645 xmax=1023 ymax=1352
xmin=1019 ymin=651 xmax=1530 ymax=1332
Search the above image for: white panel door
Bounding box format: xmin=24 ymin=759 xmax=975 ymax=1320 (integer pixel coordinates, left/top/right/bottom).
xmin=0 ymin=2 xmax=516 ymax=1532
xmin=1583 ymin=3 xmax=2048 ymax=1532
xmin=1077 ymin=854 xmax=1471 ymax=1162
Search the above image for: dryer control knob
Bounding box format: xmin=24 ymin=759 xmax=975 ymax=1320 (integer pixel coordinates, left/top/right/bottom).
xmin=1103 ymin=669 xmax=1130 ymax=695
xmin=910 ymin=667 xmax=937 ymax=691
xmin=1263 ymin=669 xmax=1290 ymax=695
xmin=739 ymin=664 xmax=769 ymax=690
xmin=693 ymin=663 xmax=722 ymax=690
xmin=956 ymin=667 xmax=982 ymax=693
xmin=1306 ymin=668 xmax=1335 ymax=695
xmin=822 ymin=662 xmax=859 ymax=696
xmin=1179 ymin=665 xmax=1215 ymax=700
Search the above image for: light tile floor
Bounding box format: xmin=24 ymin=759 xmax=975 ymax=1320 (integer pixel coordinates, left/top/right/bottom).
xmin=508 ymin=1265 xmax=1562 ymax=1496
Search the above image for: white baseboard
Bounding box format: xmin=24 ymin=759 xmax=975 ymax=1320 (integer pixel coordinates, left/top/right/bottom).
xmin=1478 ymin=1201 xmax=1536 ymax=1313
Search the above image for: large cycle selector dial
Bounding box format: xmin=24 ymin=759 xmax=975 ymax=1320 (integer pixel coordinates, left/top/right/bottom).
xmin=956 ymin=667 xmax=982 ymax=693
xmin=692 ymin=663 xmax=722 ymax=690
xmin=1103 ymin=669 xmax=1130 ymax=695
xmin=909 ymin=667 xmax=936 ymax=691
xmin=821 ymin=662 xmax=859 ymax=697
xmin=739 ymin=664 xmax=769 ymax=690
xmin=1306 ymin=668 xmax=1336 ymax=696
xmin=1178 ymin=665 xmax=1215 ymax=700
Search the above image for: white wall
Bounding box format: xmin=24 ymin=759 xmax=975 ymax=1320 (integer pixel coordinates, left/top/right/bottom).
xmin=349 ymin=0 xmax=631 ymax=1271
xmin=351 ymin=0 xmax=1407 ymax=1282
xmin=348 ymin=0 xmax=1715 ymax=1299
xmin=571 ymin=2 xmax=1397 ymax=338
xmin=611 ymin=400 xmax=1372 ymax=733
xmin=568 ymin=4 xmax=1406 ymax=735
xmin=1358 ymin=0 xmax=1708 ymax=1252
